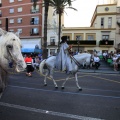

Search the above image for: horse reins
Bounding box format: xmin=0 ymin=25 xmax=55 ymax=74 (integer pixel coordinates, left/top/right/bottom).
xmin=70 ymin=55 xmax=81 ymax=68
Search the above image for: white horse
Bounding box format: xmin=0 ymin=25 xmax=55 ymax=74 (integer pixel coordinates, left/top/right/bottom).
xmin=39 ymin=53 xmax=91 ymax=90
xmin=0 ymin=28 xmax=26 ymax=94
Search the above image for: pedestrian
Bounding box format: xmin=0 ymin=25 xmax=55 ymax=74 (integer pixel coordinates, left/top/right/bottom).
xmin=56 ymin=36 xmax=73 ymax=74
xmin=93 ymin=54 xmax=100 ymax=69
xmin=24 ymin=54 xmax=34 ymax=76
xmin=112 ymin=54 xmax=118 ymax=71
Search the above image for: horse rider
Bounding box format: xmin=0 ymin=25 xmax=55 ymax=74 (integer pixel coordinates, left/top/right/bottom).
xmin=56 ymin=36 xmax=73 ymax=74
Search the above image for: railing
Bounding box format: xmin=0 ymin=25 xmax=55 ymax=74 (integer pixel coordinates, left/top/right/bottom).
xmin=67 ymin=40 xmax=96 ymax=46
xmin=47 ymin=42 xmax=57 ymax=46
xmin=30 ymin=32 xmax=39 ymax=35
xmin=99 ymin=40 xmax=114 ymax=46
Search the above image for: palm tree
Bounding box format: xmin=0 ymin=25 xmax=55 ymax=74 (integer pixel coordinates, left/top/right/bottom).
xmin=33 ymin=0 xmax=76 ymax=58
xmin=49 ymin=0 xmax=77 ymax=49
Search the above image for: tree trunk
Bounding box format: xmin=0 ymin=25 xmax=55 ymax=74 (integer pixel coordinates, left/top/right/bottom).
xmin=58 ymin=12 xmax=61 ymax=50
xmin=42 ymin=0 xmax=49 ymax=59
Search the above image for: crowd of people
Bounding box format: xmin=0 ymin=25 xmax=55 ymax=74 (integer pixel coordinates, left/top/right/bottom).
xmin=102 ymin=50 xmax=120 ymax=71
xmin=23 ymin=53 xmax=42 ymax=76
xmin=9 ymin=36 xmax=120 ymax=76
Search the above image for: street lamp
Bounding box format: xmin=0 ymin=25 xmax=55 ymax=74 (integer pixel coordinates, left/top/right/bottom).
xmin=76 ymin=36 xmax=80 ymax=52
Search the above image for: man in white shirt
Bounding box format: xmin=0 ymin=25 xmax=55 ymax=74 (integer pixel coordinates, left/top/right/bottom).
xmin=103 ymin=51 xmax=107 ymax=61
xmin=93 ymin=54 xmax=100 ymax=69
xmin=112 ymin=54 xmax=118 ymax=71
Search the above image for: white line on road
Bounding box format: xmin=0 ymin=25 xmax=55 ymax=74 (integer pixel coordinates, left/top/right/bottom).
xmin=0 ymin=102 xmax=104 ymax=120
xmin=8 ymin=85 xmax=120 ymax=99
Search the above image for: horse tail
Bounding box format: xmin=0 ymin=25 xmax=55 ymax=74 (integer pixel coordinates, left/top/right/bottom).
xmin=39 ymin=59 xmax=46 ymax=75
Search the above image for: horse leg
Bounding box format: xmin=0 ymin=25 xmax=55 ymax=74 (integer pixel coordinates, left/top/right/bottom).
xmin=74 ymin=72 xmax=82 ymax=91
xmin=61 ymin=74 xmax=71 ymax=89
xmin=44 ymin=70 xmax=49 ymax=86
xmin=49 ymin=68 xmax=58 ymax=89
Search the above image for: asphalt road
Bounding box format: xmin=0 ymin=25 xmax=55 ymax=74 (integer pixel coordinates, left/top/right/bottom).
xmin=0 ymin=70 xmax=120 ymax=120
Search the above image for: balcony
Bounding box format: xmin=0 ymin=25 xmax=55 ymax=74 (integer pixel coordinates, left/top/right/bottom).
xmin=99 ymin=40 xmax=114 ymax=47
xmin=30 ymin=32 xmax=39 ymax=36
xmin=47 ymin=42 xmax=57 ymax=46
xmin=67 ymin=40 xmax=96 ymax=46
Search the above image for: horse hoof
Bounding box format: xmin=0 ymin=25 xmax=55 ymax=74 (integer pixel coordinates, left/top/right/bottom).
xmin=44 ymin=84 xmax=47 ymax=86
xmin=61 ymin=86 xmax=64 ymax=89
xmin=55 ymin=86 xmax=58 ymax=89
xmin=79 ymin=88 xmax=82 ymax=91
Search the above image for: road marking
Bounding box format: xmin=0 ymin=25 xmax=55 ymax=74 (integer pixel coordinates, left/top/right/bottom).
xmin=90 ymin=75 xmax=120 ymax=84
xmin=8 ymin=85 xmax=120 ymax=99
xmin=0 ymin=102 xmax=104 ymax=120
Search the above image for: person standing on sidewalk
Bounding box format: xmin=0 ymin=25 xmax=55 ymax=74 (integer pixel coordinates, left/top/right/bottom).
xmin=93 ymin=54 xmax=100 ymax=69
xmin=24 ymin=54 xmax=33 ymax=76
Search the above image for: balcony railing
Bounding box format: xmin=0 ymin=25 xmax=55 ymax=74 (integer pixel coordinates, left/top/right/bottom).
xmin=99 ymin=40 xmax=114 ymax=46
xmin=30 ymin=32 xmax=39 ymax=36
xmin=67 ymin=40 xmax=96 ymax=46
xmin=47 ymin=42 xmax=57 ymax=46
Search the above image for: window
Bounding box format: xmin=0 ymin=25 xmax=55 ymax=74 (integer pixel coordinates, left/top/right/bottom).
xmin=9 ymin=19 xmax=14 ymax=23
xmin=101 ymin=18 xmax=104 ymax=27
xmin=31 ymin=28 xmax=39 ymax=35
xmin=0 ymin=10 xmax=2 ymax=17
xmin=87 ymin=35 xmax=94 ymax=40
xmin=102 ymin=35 xmax=109 ymax=40
xmin=108 ymin=17 xmax=112 ymax=28
xmin=18 ymin=0 xmax=22 ymax=1
xmin=18 ymin=7 xmax=22 ymax=12
xmin=0 ymin=20 xmax=2 ymax=24
xmin=50 ymin=37 xmax=55 ymax=45
xmin=76 ymin=35 xmax=82 ymax=40
xmin=31 ymin=5 xmax=39 ymax=13
xmin=17 ymin=18 xmax=22 ymax=23
xmin=66 ymin=36 xmax=70 ymax=40
xmin=9 ymin=0 xmax=14 ymax=3
xmin=9 ymin=8 xmax=14 ymax=13
xmin=31 ymin=17 xmax=39 ymax=25
xmin=17 ymin=29 xmax=22 ymax=34
xmin=50 ymin=49 xmax=55 ymax=54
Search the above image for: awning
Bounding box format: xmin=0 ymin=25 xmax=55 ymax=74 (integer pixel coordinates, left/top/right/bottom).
xmin=21 ymin=48 xmax=42 ymax=53
xmin=34 ymin=49 xmax=42 ymax=53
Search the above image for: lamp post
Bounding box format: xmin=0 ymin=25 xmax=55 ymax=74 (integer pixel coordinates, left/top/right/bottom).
xmin=76 ymin=37 xmax=80 ymax=52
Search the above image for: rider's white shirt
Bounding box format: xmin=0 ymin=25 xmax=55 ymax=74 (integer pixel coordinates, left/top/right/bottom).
xmin=94 ymin=57 xmax=100 ymax=62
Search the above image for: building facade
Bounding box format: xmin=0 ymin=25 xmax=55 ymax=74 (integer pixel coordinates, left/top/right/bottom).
xmin=0 ymin=0 xmax=43 ymax=53
xmin=62 ymin=2 xmax=120 ymax=54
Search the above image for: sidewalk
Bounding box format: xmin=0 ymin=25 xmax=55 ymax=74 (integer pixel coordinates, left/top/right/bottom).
xmin=78 ymin=60 xmax=120 ymax=74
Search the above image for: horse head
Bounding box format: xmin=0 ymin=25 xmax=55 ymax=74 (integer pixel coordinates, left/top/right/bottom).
xmin=0 ymin=28 xmax=26 ymax=72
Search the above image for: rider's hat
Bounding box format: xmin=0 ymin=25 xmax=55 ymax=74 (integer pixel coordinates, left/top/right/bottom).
xmin=61 ymin=36 xmax=67 ymax=43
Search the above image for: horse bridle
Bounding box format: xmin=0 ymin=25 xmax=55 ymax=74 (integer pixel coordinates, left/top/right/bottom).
xmin=70 ymin=55 xmax=81 ymax=68
xmin=6 ymin=45 xmax=17 ymax=66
